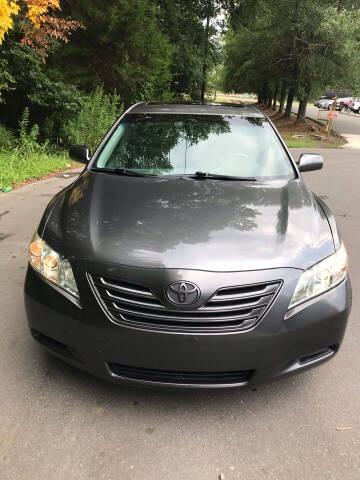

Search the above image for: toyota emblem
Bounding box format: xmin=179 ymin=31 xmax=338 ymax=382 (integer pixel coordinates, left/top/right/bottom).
xmin=166 ymin=281 xmax=200 ymax=305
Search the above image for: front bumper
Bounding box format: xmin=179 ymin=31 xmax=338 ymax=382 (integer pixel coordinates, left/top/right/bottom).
xmin=24 ymin=265 xmax=351 ymax=388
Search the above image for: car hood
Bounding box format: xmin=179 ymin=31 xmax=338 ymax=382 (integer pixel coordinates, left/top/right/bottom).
xmin=42 ymin=170 xmax=334 ymax=271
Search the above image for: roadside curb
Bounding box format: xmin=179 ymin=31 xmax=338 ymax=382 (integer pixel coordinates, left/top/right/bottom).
xmin=339 ymin=111 xmax=360 ymax=119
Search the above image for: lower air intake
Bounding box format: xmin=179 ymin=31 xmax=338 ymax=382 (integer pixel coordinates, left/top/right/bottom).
xmin=107 ymin=363 xmax=253 ymax=385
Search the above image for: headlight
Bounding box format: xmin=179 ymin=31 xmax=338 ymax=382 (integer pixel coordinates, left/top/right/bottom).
xmin=289 ymin=243 xmax=348 ymax=309
xmin=29 ymin=232 xmax=79 ymax=298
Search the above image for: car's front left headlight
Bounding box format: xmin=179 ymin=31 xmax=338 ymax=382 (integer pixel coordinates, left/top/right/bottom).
xmin=289 ymin=243 xmax=348 ymax=310
xmin=29 ymin=232 xmax=79 ymax=298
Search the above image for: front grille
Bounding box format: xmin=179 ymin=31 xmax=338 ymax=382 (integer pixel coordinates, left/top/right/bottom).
xmin=89 ymin=274 xmax=282 ymax=333
xmin=108 ymin=363 xmax=253 ymax=386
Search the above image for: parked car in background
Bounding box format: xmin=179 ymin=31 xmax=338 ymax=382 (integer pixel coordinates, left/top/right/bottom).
xmin=335 ymin=97 xmax=352 ymax=111
xmin=315 ymin=98 xmax=334 ymax=109
xmin=350 ymin=99 xmax=360 ymax=113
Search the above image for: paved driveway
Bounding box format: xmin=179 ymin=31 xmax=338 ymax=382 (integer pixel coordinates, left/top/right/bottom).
xmin=0 ymin=151 xmax=359 ymax=480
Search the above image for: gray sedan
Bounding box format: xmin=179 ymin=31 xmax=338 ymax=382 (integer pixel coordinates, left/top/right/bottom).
xmin=24 ymin=102 xmax=351 ymax=388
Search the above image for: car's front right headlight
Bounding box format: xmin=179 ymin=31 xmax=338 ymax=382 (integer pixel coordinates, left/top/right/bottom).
xmin=289 ymin=243 xmax=348 ymax=310
xmin=29 ymin=232 xmax=79 ymax=298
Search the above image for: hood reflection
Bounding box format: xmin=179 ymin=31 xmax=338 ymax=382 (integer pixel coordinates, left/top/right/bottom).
xmin=50 ymin=171 xmax=335 ymax=271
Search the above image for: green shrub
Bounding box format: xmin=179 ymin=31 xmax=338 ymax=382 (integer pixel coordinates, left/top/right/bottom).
xmin=62 ymin=86 xmax=122 ymax=152
xmin=16 ymin=107 xmax=43 ymax=157
xmin=0 ymin=124 xmax=15 ymax=151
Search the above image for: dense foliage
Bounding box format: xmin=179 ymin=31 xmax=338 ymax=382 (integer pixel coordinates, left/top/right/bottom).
xmin=0 ymin=0 xmax=227 ymax=186
xmin=0 ymin=0 xmax=225 ymax=144
xmin=1 ymin=0 xmax=360 ymax=187
xmin=62 ymin=87 xmax=121 ymax=151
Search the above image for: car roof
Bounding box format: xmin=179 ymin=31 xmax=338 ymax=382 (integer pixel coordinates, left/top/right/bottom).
xmin=129 ymin=101 xmax=265 ymax=117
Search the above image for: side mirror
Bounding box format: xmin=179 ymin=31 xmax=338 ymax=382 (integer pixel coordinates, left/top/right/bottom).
xmin=297 ymin=153 xmax=323 ymax=172
xmin=69 ymin=145 xmax=91 ymax=164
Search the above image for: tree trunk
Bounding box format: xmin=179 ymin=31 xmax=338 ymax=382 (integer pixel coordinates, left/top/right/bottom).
xmin=272 ymin=83 xmax=279 ymax=110
xmin=278 ymin=82 xmax=287 ymax=113
xmin=200 ymin=15 xmax=210 ymax=102
xmin=258 ymin=80 xmax=268 ymax=105
xmin=296 ymin=89 xmax=310 ymax=124
xmin=267 ymin=95 xmax=272 ymax=108
xmin=284 ymin=86 xmax=294 ymax=118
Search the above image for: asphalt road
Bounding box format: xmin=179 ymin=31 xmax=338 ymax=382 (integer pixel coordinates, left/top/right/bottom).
xmin=1 ymin=151 xmax=359 ymax=480
xmin=293 ymin=104 xmax=360 ymax=136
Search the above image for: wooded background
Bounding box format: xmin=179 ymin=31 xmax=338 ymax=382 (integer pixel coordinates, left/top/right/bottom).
xmin=0 ymin=0 xmax=360 ymax=186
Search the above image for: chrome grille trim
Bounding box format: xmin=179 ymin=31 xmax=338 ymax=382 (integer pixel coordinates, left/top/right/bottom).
xmin=209 ymin=283 xmax=278 ymax=301
xmin=105 ymin=290 xmax=166 ymax=309
xmin=89 ymin=274 xmax=282 ymax=333
xmin=109 ymin=303 xmax=263 ymax=322
xmin=96 ymin=277 xmax=154 ymax=297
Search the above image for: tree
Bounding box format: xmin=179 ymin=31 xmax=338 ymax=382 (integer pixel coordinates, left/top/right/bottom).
xmin=47 ymin=0 xmax=173 ymax=106
xmin=147 ymin=0 xmax=223 ymax=100
xmin=0 ymin=0 xmax=82 ymax=55
xmin=293 ymin=1 xmax=360 ymax=123
xmin=223 ymin=0 xmax=360 ymax=124
xmin=0 ymin=38 xmax=82 ymax=137
xmin=197 ymin=0 xmax=224 ymax=101
xmin=0 ymin=0 xmax=19 ymax=44
xmin=156 ymin=0 xmax=205 ymax=99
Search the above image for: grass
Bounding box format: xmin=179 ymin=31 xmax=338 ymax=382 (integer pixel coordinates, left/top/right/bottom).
xmin=0 ymin=149 xmax=77 ymax=189
xmin=282 ymin=135 xmax=345 ymax=149
xmin=283 ymin=137 xmax=321 ymax=148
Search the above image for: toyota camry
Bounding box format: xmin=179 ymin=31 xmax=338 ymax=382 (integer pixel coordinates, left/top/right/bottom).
xmin=24 ymin=102 xmax=352 ymax=388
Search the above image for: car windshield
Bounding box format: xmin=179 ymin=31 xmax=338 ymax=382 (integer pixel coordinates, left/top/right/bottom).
xmin=94 ymin=114 xmax=295 ymax=179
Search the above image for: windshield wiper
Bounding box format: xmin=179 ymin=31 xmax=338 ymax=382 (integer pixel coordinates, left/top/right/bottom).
xmin=93 ymin=167 xmax=156 ymax=177
xmin=190 ymin=171 xmax=257 ymax=181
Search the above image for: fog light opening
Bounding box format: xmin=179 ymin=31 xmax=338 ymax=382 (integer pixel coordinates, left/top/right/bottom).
xmin=299 ymin=345 xmax=337 ymax=365
xmin=31 ymin=329 xmax=80 ymax=362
